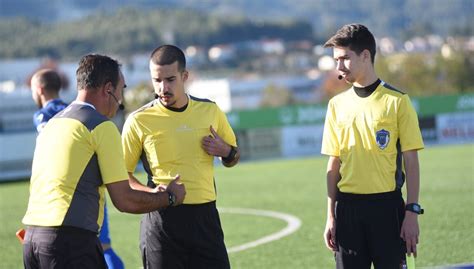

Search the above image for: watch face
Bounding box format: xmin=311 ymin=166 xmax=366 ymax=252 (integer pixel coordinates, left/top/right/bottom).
xmin=413 ymin=205 xmax=420 ymax=211
xmin=168 ymin=192 xmax=175 ymax=206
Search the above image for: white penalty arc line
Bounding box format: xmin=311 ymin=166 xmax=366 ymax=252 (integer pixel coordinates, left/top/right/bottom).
xmin=218 ymin=207 xmax=302 ymax=254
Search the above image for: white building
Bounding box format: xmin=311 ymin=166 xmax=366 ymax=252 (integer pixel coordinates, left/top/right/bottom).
xmin=188 ymin=75 xmax=323 ymax=112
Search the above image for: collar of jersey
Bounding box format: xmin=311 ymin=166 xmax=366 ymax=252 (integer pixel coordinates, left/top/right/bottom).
xmin=72 ymin=100 xmax=96 ymax=110
xmin=350 ymin=81 xmax=386 ymax=102
xmin=43 ymin=98 xmax=62 ymax=108
xmin=156 ymin=94 xmax=191 ymax=115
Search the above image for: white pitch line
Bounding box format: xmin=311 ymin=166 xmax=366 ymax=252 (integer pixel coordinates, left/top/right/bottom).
xmin=218 ymin=207 xmax=302 ymax=254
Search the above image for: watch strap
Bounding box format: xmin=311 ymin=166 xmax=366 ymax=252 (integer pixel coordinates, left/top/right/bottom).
xmin=222 ymin=146 xmax=237 ymax=163
xmin=405 ymin=203 xmax=424 ymax=214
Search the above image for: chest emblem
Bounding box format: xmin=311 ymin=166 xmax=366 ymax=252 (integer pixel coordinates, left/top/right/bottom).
xmin=376 ymin=129 xmax=390 ymax=149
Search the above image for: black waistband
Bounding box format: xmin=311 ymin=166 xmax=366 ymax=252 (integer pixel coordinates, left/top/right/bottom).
xmin=178 ymin=200 xmax=216 ymax=208
xmin=160 ymin=200 xmax=217 ymax=214
xmin=337 ymin=190 xmax=402 ymax=201
xmin=27 ymin=225 xmax=97 ymax=236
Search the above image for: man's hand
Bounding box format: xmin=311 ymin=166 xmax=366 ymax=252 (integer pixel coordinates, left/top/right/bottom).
xmin=150 ymin=183 xmax=167 ymax=193
xmin=128 ymin=172 xmax=161 ymax=193
xmin=324 ymin=217 xmax=338 ymax=251
xmin=166 ymin=175 xmax=186 ymax=206
xmin=201 ymin=126 xmax=231 ymax=157
xmin=400 ymin=211 xmax=419 ymax=257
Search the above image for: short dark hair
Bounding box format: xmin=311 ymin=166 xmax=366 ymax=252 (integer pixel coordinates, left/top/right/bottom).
xmin=76 ymin=54 xmax=121 ymax=91
xmin=35 ymin=69 xmax=61 ymax=93
xmin=324 ymin=24 xmax=376 ymax=63
xmin=150 ymin=45 xmax=186 ymax=71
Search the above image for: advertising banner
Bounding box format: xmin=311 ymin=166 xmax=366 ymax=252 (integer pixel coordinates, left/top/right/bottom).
xmin=281 ymin=125 xmax=324 ymax=157
xmin=238 ymin=128 xmax=282 ymax=160
xmin=227 ymin=104 xmax=326 ymax=130
xmin=436 ymin=112 xmax=474 ymax=144
xmin=227 ymin=94 xmax=474 ymax=130
xmin=415 ymin=94 xmax=474 ymax=117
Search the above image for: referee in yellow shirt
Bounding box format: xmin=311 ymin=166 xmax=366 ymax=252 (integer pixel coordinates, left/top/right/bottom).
xmin=321 ymin=24 xmax=424 ymax=269
xmin=122 ymin=45 xmax=240 ymax=269
xmin=22 ymin=54 xmax=185 ymax=269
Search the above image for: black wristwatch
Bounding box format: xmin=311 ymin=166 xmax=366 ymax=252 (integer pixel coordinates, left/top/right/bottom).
xmin=223 ymin=146 xmax=237 ymax=163
xmin=405 ymin=203 xmax=424 ymax=214
xmin=167 ymin=191 xmax=176 ymax=207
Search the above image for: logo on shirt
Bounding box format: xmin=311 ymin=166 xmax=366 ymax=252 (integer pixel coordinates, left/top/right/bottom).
xmin=36 ymin=113 xmax=44 ymax=123
xmin=176 ymin=125 xmax=192 ymax=132
xmin=376 ymin=129 xmax=390 ymax=149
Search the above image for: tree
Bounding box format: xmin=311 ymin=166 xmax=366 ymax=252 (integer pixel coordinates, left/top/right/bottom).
xmin=260 ymin=84 xmax=295 ymax=107
xmin=375 ymin=50 xmax=474 ymax=96
xmin=123 ymin=82 xmax=155 ymax=115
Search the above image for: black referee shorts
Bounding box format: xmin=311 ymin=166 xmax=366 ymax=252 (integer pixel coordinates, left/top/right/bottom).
xmin=335 ymin=190 xmax=407 ymax=269
xmin=140 ymin=201 xmax=230 ymax=269
xmin=23 ymin=226 xmax=106 ymax=269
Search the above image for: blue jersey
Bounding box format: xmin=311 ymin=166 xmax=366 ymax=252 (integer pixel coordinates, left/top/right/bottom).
xmin=33 ymin=99 xmax=68 ymax=132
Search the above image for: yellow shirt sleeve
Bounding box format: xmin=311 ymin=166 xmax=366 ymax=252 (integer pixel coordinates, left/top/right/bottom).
xmin=321 ymin=100 xmax=340 ymax=156
xmin=216 ymin=106 xmax=237 ymax=147
xmin=122 ymin=115 xmax=143 ymax=173
xmin=398 ymin=94 xmax=424 ymax=152
xmin=93 ymin=121 xmax=128 ymax=184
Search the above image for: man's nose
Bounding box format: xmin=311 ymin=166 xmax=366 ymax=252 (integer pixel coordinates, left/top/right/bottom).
xmin=160 ymin=82 xmax=169 ymax=93
xmin=336 ymin=60 xmax=344 ymax=71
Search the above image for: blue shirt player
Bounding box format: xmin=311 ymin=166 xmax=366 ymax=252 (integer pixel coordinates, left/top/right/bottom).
xmin=33 ymin=98 xmax=68 ymax=132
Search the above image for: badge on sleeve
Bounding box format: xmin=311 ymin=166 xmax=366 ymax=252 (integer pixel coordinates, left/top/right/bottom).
xmin=376 ymin=129 xmax=390 ymax=149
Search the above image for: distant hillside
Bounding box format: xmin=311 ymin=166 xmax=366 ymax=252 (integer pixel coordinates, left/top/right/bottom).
xmin=0 ymin=8 xmax=313 ymax=59
xmin=1 ymin=0 xmax=473 ymax=39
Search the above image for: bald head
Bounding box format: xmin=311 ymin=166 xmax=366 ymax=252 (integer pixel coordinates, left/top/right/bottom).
xmin=31 ymin=69 xmax=62 ymax=94
xmin=31 ymin=69 xmax=62 ymax=108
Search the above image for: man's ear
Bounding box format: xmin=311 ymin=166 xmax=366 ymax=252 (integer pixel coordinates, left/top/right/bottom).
xmin=36 ymin=86 xmax=44 ymax=96
xmin=104 ymin=81 xmax=114 ymax=95
xmin=363 ymin=49 xmax=371 ymax=63
xmin=182 ymin=70 xmax=189 ymax=82
xmin=33 ymin=81 xmax=44 ymax=96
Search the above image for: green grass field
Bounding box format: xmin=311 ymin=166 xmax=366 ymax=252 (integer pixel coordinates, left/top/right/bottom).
xmin=1 ymin=144 xmax=473 ymax=268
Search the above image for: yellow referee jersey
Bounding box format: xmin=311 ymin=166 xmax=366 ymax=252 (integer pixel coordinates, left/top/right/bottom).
xmin=321 ymin=82 xmax=424 ymax=194
xmin=122 ymin=96 xmax=237 ymax=204
xmin=22 ymin=103 xmax=128 ymax=232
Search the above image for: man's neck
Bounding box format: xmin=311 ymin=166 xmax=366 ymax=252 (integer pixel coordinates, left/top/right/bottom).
xmin=352 ymin=70 xmax=378 ymax=88
xmin=76 ymin=91 xmax=100 ymax=111
xmin=162 ymin=95 xmax=189 ymax=111
xmin=41 ymin=95 xmax=59 ymax=108
xmin=353 ymin=78 xmax=381 ymax=98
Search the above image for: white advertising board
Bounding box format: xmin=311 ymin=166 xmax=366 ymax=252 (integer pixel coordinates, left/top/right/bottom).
xmin=281 ymin=124 xmax=324 ymax=157
xmin=436 ymin=112 xmax=474 ymax=144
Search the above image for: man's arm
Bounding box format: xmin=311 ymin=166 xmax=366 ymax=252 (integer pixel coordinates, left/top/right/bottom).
xmin=128 ymin=172 xmax=162 ymax=193
xmin=324 ymin=155 xmax=341 ymax=251
xmin=106 ymin=176 xmax=185 ymax=214
xmin=400 ymin=150 xmax=421 ymax=257
xmin=201 ymin=126 xmax=239 ymax=167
